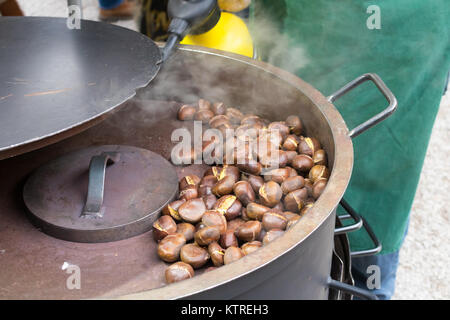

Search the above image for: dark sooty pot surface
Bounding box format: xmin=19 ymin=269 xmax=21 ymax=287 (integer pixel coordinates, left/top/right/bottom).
xmin=0 ymin=46 xmax=353 ymax=299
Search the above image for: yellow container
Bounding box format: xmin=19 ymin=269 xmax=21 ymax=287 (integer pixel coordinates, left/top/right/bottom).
xmin=181 ymin=12 xmax=253 ymax=58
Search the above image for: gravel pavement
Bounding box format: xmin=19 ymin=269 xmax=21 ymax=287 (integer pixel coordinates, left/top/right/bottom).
xmin=12 ymin=0 xmax=450 ymax=300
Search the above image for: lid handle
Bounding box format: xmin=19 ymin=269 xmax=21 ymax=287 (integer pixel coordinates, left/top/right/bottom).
xmin=81 ymin=152 xmax=120 ymax=219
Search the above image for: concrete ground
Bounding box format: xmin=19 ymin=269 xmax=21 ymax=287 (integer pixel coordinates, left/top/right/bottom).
xmin=12 ymin=0 xmax=450 ymax=300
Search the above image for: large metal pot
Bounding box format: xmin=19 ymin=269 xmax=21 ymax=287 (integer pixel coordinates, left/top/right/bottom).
xmin=0 ymin=46 xmax=395 ymax=299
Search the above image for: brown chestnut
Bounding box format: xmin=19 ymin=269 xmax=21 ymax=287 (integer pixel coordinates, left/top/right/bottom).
xmin=272 ymin=201 xmax=285 ymax=212
xmin=298 ymin=137 xmax=321 ymax=157
xmin=179 ymin=175 xmax=201 ymax=190
xmin=286 ymin=215 xmax=301 ymax=230
xmin=268 ymin=121 xmax=290 ymax=140
xmin=157 ymin=233 xmax=186 ymax=262
xmin=226 ymin=218 xmax=246 ymax=232
xmin=224 ymin=246 xmax=244 ymax=264
xmin=263 ymin=168 xmax=290 ymax=184
xmin=177 ymin=104 xmax=196 ymax=121
xmin=285 ymin=115 xmax=303 ymax=136
xmin=178 ymin=198 xmax=206 ymax=223
xmin=202 ymin=194 xmax=217 ymax=210
xmin=194 ymin=226 xmax=221 ymax=246
xmin=165 ymin=261 xmax=194 ymax=284
xmin=246 ymin=202 xmax=271 ymax=221
xmin=202 ymin=210 xmax=227 ymax=234
xmin=162 ymin=199 xmax=186 ymax=221
xmin=237 ymin=161 xmax=262 ymax=176
xmin=179 ymin=185 xmax=198 ymax=201
xmin=284 ymin=188 xmax=308 ymax=213
xmin=198 ymin=98 xmax=212 ymax=110
xmin=246 ymin=174 xmax=264 ymax=193
xmin=282 ymin=134 xmax=301 ymax=151
xmin=213 ymin=195 xmax=242 ymax=220
xmin=233 ymin=181 xmax=256 ymax=206
xmin=313 ymin=149 xmax=327 ymax=166
xmin=300 ymin=202 xmax=314 ymax=215
xmin=152 ymin=215 xmax=177 ymax=241
xmin=259 ymin=181 xmax=283 ymax=208
xmin=304 ymin=178 xmax=314 ymax=197
xmin=281 ymin=211 xmax=299 ymax=221
xmin=176 ymin=222 xmax=196 ymax=242
xmin=212 ymin=102 xmax=226 ymax=115
xmin=180 ymin=243 xmax=210 ymax=269
xmin=220 ymin=229 xmax=239 ymax=248
xmin=281 ymin=176 xmax=305 ymax=195
xmin=195 ymin=109 xmax=214 ymax=123
xmin=262 ymin=229 xmax=284 ymax=245
xmin=285 ymin=151 xmax=298 ymax=166
xmin=285 ymin=166 xmax=298 ymax=177
xmin=212 ymin=175 xmax=235 ymax=197
xmin=291 ymin=154 xmax=314 ymax=173
xmin=208 ymin=242 xmax=225 ymax=267
xmin=259 ymin=149 xmax=288 ymax=168
xmin=241 ymin=241 xmax=262 ymax=255
xmin=209 ymin=115 xmax=230 ymax=128
xmin=226 ymin=108 xmax=244 ymax=124
xmin=262 ymin=211 xmax=288 ymax=231
xmin=236 ymin=220 xmax=262 ymax=242
xmin=312 ymin=178 xmax=328 ymax=199
xmin=309 ymin=165 xmax=330 ymax=182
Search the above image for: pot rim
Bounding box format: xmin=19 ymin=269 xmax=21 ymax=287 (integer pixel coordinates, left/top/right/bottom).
xmin=113 ymin=45 xmax=354 ymax=300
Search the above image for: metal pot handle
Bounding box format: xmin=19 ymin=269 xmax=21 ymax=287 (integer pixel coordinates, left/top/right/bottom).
xmin=327 ymin=73 xmax=398 ymax=138
xmin=337 ymin=199 xmax=382 ymax=257
xmin=328 ymin=277 xmax=378 ymax=300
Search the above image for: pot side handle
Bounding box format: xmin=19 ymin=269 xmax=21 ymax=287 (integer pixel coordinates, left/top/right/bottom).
xmin=327 ymin=73 xmax=398 ymax=138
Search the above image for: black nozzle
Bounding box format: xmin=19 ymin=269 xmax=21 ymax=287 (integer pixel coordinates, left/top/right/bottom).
xmin=161 ymin=0 xmax=220 ymax=61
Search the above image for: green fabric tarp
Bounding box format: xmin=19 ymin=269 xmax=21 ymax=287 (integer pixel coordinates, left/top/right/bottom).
xmin=251 ymin=0 xmax=450 ymax=254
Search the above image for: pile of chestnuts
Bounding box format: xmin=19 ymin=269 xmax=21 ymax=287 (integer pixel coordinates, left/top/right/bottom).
xmin=153 ymin=99 xmax=330 ymax=284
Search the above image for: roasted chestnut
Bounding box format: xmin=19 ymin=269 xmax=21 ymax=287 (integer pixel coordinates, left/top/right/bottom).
xmin=152 ymin=215 xmax=177 ymax=241
xmin=213 ymin=195 xmax=242 ymax=220
xmin=262 ymin=211 xmax=288 ymax=231
xmin=263 ymin=168 xmax=290 ymax=184
xmin=286 ymin=215 xmax=301 ymax=230
xmin=194 ymin=226 xmax=221 ymax=246
xmin=236 ymin=220 xmax=262 ymax=242
xmin=282 ymin=134 xmax=300 ymax=151
xmin=165 ymin=261 xmax=194 ymax=284
xmin=176 ymin=222 xmax=196 ymax=242
xmin=281 ymin=176 xmax=305 ymax=195
xmin=246 ymin=202 xmax=271 ymax=220
xmin=179 ymin=175 xmax=201 ymax=190
xmin=212 ymin=102 xmax=226 ymax=115
xmin=262 ymin=229 xmax=284 ymax=245
xmin=237 ymin=161 xmax=262 ymax=176
xmin=162 ymin=199 xmax=186 ymax=221
xmin=259 ymin=149 xmax=288 ymax=168
xmin=225 ymin=108 xmax=244 ymax=124
xmin=300 ymin=202 xmax=314 ymax=215
xmin=202 ymin=210 xmax=227 ymax=234
xmin=180 ymin=243 xmax=210 ymax=269
xmin=285 ymin=115 xmax=303 ymax=136
xmin=208 ymin=242 xmax=225 ymax=267
xmin=313 ymin=149 xmax=327 ymax=166
xmin=233 ymin=180 xmax=256 ymax=206
xmin=268 ymin=121 xmax=290 ymax=140
xmin=281 ymin=211 xmax=299 ymax=221
xmin=177 ymin=104 xmax=196 ymax=121
xmin=259 ymin=181 xmax=283 ymax=207
xmin=157 ymin=233 xmax=186 ymax=262
xmin=304 ymin=178 xmax=314 ymax=197
xmin=212 ymin=175 xmax=236 ymax=197
xmin=272 ymin=201 xmax=285 ymax=212
xmin=241 ymin=241 xmax=262 ymax=255
xmin=309 ymin=165 xmax=330 ymax=182
xmin=223 ymin=246 xmax=244 ymax=264
xmin=291 ymin=154 xmax=314 ymax=173
xmin=246 ymin=174 xmax=264 ymax=193
xmin=178 ymin=198 xmax=206 ymax=223
xmin=285 ymin=166 xmax=298 ymax=177
xmin=298 ymin=137 xmax=321 ymax=157
xmin=312 ymin=178 xmax=328 ymax=199
xmin=226 ymin=218 xmax=245 ymax=232
xmin=202 ymin=194 xmax=218 ymax=210
xmin=198 ymin=98 xmax=212 ymax=110
xmin=284 ymin=188 xmax=308 ymax=213
xmin=220 ymin=229 xmax=239 ymax=248
xmin=195 ymin=109 xmax=214 ymax=123
xmin=284 ymin=151 xmax=298 ymax=165
xmin=179 ymin=185 xmax=198 ymax=201
xmin=209 ymin=115 xmax=230 ymax=128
